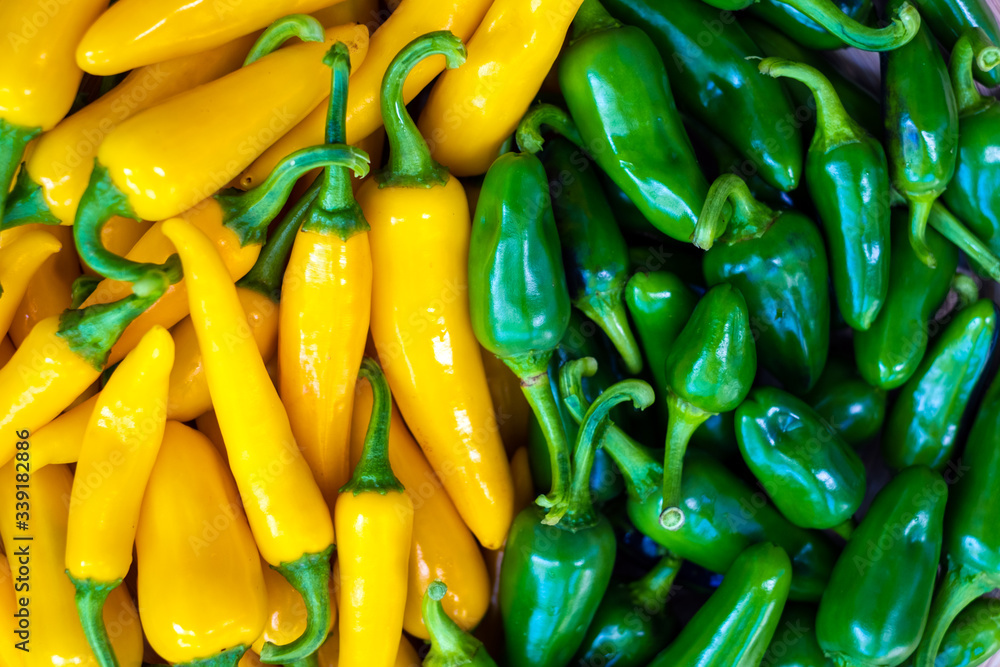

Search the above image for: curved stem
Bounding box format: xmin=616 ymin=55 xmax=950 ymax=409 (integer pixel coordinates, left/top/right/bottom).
xmin=69 ymin=576 xmax=120 ymax=667
xmin=259 ymin=546 xmax=334 ymax=664
xmin=782 ymin=0 xmax=921 ymax=52
xmin=0 ymin=120 xmax=40 ymax=220
xmin=177 ymin=646 xmax=246 ymax=667
xmin=71 ymin=275 xmax=103 ymax=309
xmin=951 ymin=273 xmax=981 ymax=307
xmin=929 ymin=202 xmax=1000 ymax=281
xmin=660 ymin=392 xmax=712 ymax=531
xmin=913 ymin=564 xmax=996 ymax=667
xmin=423 ymin=581 xmax=494 ymax=667
xmin=515 ymin=104 xmax=585 ymax=155
xmin=340 ymin=357 xmax=404 ymax=494
xmin=693 ymin=174 xmax=774 ymax=249
xmin=244 ymin=14 xmax=325 ymax=66
xmin=577 ymin=291 xmax=643 ymax=375
xmin=830 ymin=518 xmax=856 ymax=540
xmin=378 ymin=32 xmax=466 ymax=188
xmin=571 ymin=0 xmax=622 ymax=41
xmin=2 ymin=167 xmax=60 ymax=230
xmin=908 ymin=196 xmax=938 ymax=269
xmin=57 ymin=289 xmax=166 ymax=370
xmin=950 ymin=30 xmax=1000 ymax=116
xmin=630 ymin=553 xmax=682 ymax=610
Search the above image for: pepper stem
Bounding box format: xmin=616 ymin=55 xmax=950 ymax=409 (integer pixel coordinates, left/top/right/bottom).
xmin=284 ymin=655 xmax=320 ymax=667
xmin=782 ymin=0 xmax=920 ymax=51
xmin=693 ymin=174 xmax=774 ymax=250
xmin=950 ymin=30 xmax=1000 ymax=116
xmin=2 ymin=167 xmax=60 ymax=229
xmin=423 ymin=581 xmax=496 ymax=667
xmin=928 ymin=202 xmax=1000 ymax=280
xmin=661 ymin=392 xmax=713 ymax=531
xmin=340 ymin=357 xmax=405 ymax=494
xmin=0 ymin=119 xmax=41 ymax=220
xmin=907 ymin=196 xmax=939 ymax=269
xmin=951 ymin=273 xmax=981 ymax=308
xmin=913 ymin=564 xmax=997 ymax=667
xmin=515 ymin=104 xmax=585 ymax=155
xmin=69 ymin=576 xmax=121 ymax=667
xmin=243 ymin=14 xmax=326 ymax=66
xmin=258 ymin=546 xmax=334 ymax=664
xmin=503 ymin=351 xmax=571 ymax=513
xmin=57 ymin=289 xmax=166 ymax=371
xmin=577 ymin=291 xmax=644 ymax=375
xmin=630 ymin=553 xmax=682 ymax=611
xmin=177 ymin=645 xmax=246 ymax=667
xmin=830 ymin=518 xmax=856 ymax=540
xmin=377 ymin=32 xmax=466 ymax=189
xmin=571 ymin=0 xmax=622 ymax=42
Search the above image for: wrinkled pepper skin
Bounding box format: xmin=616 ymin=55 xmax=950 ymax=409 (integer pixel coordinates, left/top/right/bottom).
xmin=817 ymin=466 xmax=947 ymax=667
xmin=736 ymin=387 xmax=866 ymax=530
xmin=854 ymin=210 xmax=958 ymax=389
xmin=749 ymin=0 xmax=873 ymax=51
xmin=883 ymin=299 xmax=997 ymax=470
xmin=647 ymin=543 xmax=792 ymax=667
xmin=761 ymin=602 xmax=833 ymax=667
xmin=604 ymin=0 xmax=802 ymax=192
xmin=558 ymin=0 xmax=708 ymax=241
xmin=910 ymin=0 xmax=1000 ymax=87
xmin=802 ymin=357 xmax=887 ymax=446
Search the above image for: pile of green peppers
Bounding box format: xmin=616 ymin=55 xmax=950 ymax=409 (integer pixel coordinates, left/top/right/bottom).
xmin=460 ymin=0 xmax=1000 ymax=665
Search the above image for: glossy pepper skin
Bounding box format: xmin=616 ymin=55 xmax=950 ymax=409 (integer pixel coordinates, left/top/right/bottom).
xmin=749 ymin=0 xmax=873 ymax=51
xmin=854 ymin=210 xmax=958 ymax=389
xmin=648 ymin=544 xmax=792 ymax=667
xmin=696 ymin=174 xmax=830 ymax=393
xmin=761 ymin=602 xmax=833 ymax=667
xmin=909 ymin=0 xmax=1000 ymax=87
xmin=65 ymin=326 xmax=173 ymax=667
xmin=760 ymin=58 xmax=890 ymax=331
xmin=605 ymin=0 xmax=802 ymax=192
xmin=360 ymin=32 xmax=514 ymax=550
xmin=0 ymin=230 xmax=63 ymax=340
xmin=137 ymin=422 xmax=267 ymax=667
xmin=817 ymin=466 xmax=947 ymax=667
xmin=736 ymin=387 xmax=866 ymax=531
xmin=803 ymin=357 xmax=887 ymax=446
xmin=883 ymin=299 xmax=997 ymax=470
xmin=916 ymin=599 xmax=1000 ymax=667
xmin=251 ymin=557 xmax=336 ymax=658
xmin=7 ymin=226 xmax=79 ymax=347
xmin=883 ymin=0 xmax=959 ymax=268
xmin=423 ymin=581 xmax=499 ymax=667
xmin=557 ymin=0 xmax=708 ymax=241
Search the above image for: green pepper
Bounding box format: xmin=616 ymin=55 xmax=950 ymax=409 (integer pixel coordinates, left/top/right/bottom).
xmin=573 ymin=553 xmax=682 ymax=667
xmin=499 ymin=380 xmax=654 ymax=667
xmin=910 ymin=599 xmax=1000 ymax=667
xmin=759 ymin=58 xmax=890 ymax=332
xmin=883 ymin=299 xmax=997 ymax=471
xmin=761 ymin=602 xmax=833 ymax=667
xmin=736 ymin=387 xmax=866 ymax=533
xmin=748 ymin=0 xmax=873 ymax=51
xmin=941 ymin=32 xmax=1000 ymax=259
xmin=802 ymin=356 xmax=887 ymax=446
xmin=541 ymin=137 xmax=642 ymax=374
xmin=423 ymin=581 xmax=498 ymax=667
xmin=883 ymin=0 xmax=959 ymax=268
xmin=602 ymin=0 xmax=801 ymax=192
xmin=817 ymin=465 xmax=948 ymax=667
xmin=910 ymin=0 xmax=1000 ymax=87
xmin=695 ymin=174 xmax=830 ymax=392
xmin=854 ymin=209 xmax=959 ymax=389
xmin=549 ymin=0 xmax=709 ymax=241
xmin=600 ymin=172 xmax=666 ymax=241
xmin=659 ymin=282 xmax=757 ymax=530
xmin=911 ymin=367 xmax=1000 ymax=667
xmin=647 ymin=542 xmax=792 ymax=667
xmin=469 ymin=150 xmax=572 ymax=511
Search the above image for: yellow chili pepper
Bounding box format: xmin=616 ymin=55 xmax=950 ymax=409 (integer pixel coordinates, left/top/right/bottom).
xmin=0 ymin=463 xmax=144 ymax=666
xmin=350 ymin=376 xmax=490 ymax=638
xmin=313 ymin=0 xmax=381 ymax=30
xmin=336 ymin=357 xmax=414 ymax=667
xmin=0 ymin=336 xmax=13 ymax=367
xmin=0 ymin=553 xmax=24 ymax=667
xmin=161 ymin=215 xmax=341 ymax=663
xmin=358 ymin=32 xmax=514 ymax=550
xmin=251 ymin=557 xmax=338 ymax=655
xmin=0 ymin=0 xmax=108 ymax=213
xmin=8 ymin=225 xmax=79 ymax=347
xmin=417 ymin=0 xmax=584 ymax=176
xmin=0 ymin=229 xmax=62 ymax=340
xmin=137 ymin=421 xmax=267 ymax=666
xmin=237 ymin=0 xmax=494 ymax=190
xmin=481 ymin=349 xmax=533 ymax=454
xmin=318 ymin=632 xmax=421 ymax=667
xmin=65 ymin=325 xmax=173 ymax=667
xmin=195 ymin=410 xmax=227 ymax=456
xmin=24 ymin=394 xmax=98 ymax=470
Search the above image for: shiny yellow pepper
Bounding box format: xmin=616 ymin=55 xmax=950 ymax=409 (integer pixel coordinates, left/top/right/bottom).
xmin=137 ymin=421 xmax=267 ymax=667
xmin=313 ymin=0 xmax=381 ymax=30
xmin=251 ymin=557 xmax=338 ymax=655
xmin=318 ymin=632 xmax=421 ymax=667
xmin=8 ymin=225 xmax=80 ymax=347
xmin=0 ymin=230 xmax=62 ymax=340
xmin=21 ymin=394 xmax=98 ymax=470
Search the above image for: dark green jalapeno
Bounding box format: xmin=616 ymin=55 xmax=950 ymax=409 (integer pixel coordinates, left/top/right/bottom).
xmin=748 ymin=0 xmax=873 ymax=51
xmin=423 ymin=581 xmax=498 ymax=667
xmin=910 ymin=598 xmax=1000 ymax=667
xmin=761 ymin=602 xmax=833 ymax=667
xmin=909 ymin=0 xmax=1000 ymax=87
xmin=802 ymin=356 xmax=887 ymax=446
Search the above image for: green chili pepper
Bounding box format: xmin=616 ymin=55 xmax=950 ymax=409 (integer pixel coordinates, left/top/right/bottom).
xmin=540 ymin=137 xmax=642 ymax=374
xmin=909 ymin=598 xmax=1000 ymax=667
xmin=736 ymin=387 xmax=866 ymax=533
xmin=854 ymin=209 xmax=959 ymax=389
xmin=911 ymin=367 xmax=1000 ymax=667
xmin=909 ymin=0 xmax=1000 ymax=87
xmin=600 ymin=172 xmax=665 ymax=241
xmin=802 ymin=357 xmax=887 ymax=446
xmin=748 ymin=0 xmax=873 ymax=51
xmin=423 ymin=581 xmax=497 ymax=667
xmin=573 ymin=553 xmax=682 ymax=667
xmin=603 ymin=0 xmax=802 ymax=192
xmin=659 ymin=282 xmax=757 ymax=530
xmin=817 ymin=465 xmax=948 ymax=667
xmin=647 ymin=542 xmax=792 ymax=667
xmin=499 ymin=380 xmax=654 ymax=667
xmin=761 ymin=602 xmax=833 ymax=667
xmin=883 ymin=0 xmax=959 ymax=268
xmin=469 ymin=150 xmax=572 ymax=512
xmin=883 ymin=299 xmax=997 ymax=471
xmin=695 ymin=174 xmax=830 ymax=393
xmin=758 ymin=58 xmax=890 ymax=332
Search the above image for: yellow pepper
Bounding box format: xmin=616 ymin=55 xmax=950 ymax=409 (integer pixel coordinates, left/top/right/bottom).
xmin=24 ymin=394 xmax=98 ymax=470
xmin=318 ymin=632 xmax=421 ymax=667
xmin=0 ymin=463 xmax=143 ymax=666
xmin=417 ymin=0 xmax=584 ymax=176
xmin=0 ymin=0 xmax=108 ymax=213
xmin=0 ymin=336 xmax=13 ymax=367
xmin=0 ymin=230 xmax=62 ymax=340
xmin=137 ymin=421 xmax=267 ymax=666
xmin=0 ymin=553 xmax=25 ymax=667
xmin=335 ymin=358 xmax=414 ymax=667
xmin=8 ymin=226 xmax=79 ymax=347
xmin=195 ymin=410 xmax=227 ymax=456
xmin=314 ymin=0 xmax=381 ymax=30
xmin=481 ymin=349 xmax=533 ymax=454
xmin=65 ymin=325 xmax=173 ymax=667
xmin=251 ymin=557 xmax=338 ymax=655
xmin=350 ymin=376 xmax=490 ymax=638
xmin=237 ymin=0 xmax=494 ymax=190
xmin=358 ymin=32 xmax=514 ymax=550
xmin=162 ymin=215 xmax=340 ymax=663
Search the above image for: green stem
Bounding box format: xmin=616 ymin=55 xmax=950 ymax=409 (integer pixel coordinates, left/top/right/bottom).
xmin=177 ymin=645 xmax=247 ymax=667
xmin=340 ymin=357 xmax=404 ymax=494
xmin=951 ymin=273 xmax=981 ymax=307
xmin=221 ymin=144 xmax=370 ymax=247
xmin=830 ymin=518 xmax=856 ymax=540
xmin=503 ymin=351 xmax=571 ymax=512
xmin=2 ymin=167 xmax=60 ymax=230
xmin=661 ymin=392 xmax=712 ymax=531
xmin=377 ymin=32 xmax=466 ymax=189
xmin=913 ymin=564 xmax=997 ymax=667
xmin=0 ymin=119 xmax=41 ymax=219
xmin=908 ymin=196 xmax=938 ymax=269
xmin=244 ymin=14 xmax=326 ymax=66
xmin=571 ymin=0 xmax=622 ymax=41
xmin=69 ymin=575 xmax=121 ymax=667
xmin=57 ymin=289 xmax=166 ymax=370
xmin=630 ymin=553 xmax=682 ymax=611
xmin=258 ymin=546 xmax=334 ymax=664
xmin=423 ymin=581 xmax=496 ymax=667
xmin=284 ymin=655 xmax=320 ymax=667
xmin=71 ymin=275 xmax=103 ymax=309
xmin=929 ymin=202 xmax=1000 ymax=281
xmin=781 ymin=0 xmax=921 ymax=52
xmin=693 ymin=174 xmax=775 ymax=250
xmin=515 ymin=104 xmax=585 ymax=155
xmin=950 ymin=30 xmax=1000 ymax=116
xmin=576 ymin=291 xmax=643 ymax=375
